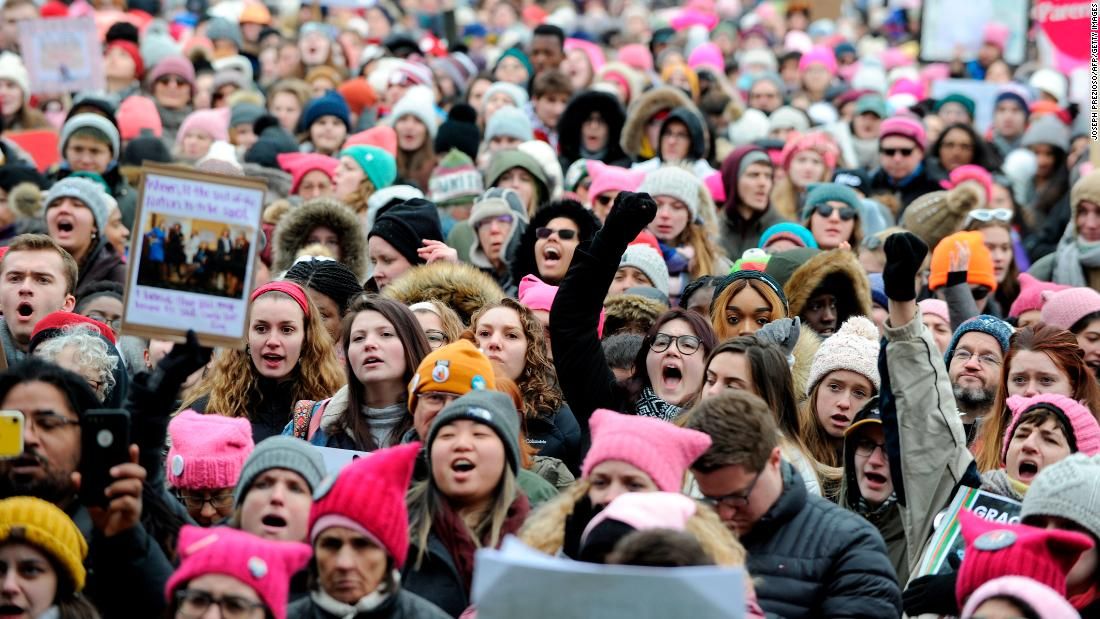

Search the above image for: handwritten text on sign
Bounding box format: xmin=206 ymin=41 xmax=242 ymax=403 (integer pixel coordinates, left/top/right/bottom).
xmin=143 ymin=175 xmax=261 ymax=225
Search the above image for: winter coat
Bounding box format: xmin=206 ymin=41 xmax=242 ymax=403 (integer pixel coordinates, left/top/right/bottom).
xmin=868 ymin=162 xmax=943 ymax=218
xmin=743 ymin=462 xmax=902 ymax=618
xmin=189 ymin=377 xmax=298 ymax=443
xmin=381 ymin=261 xmax=505 ymax=326
xmin=287 ymin=589 xmax=451 ymax=619
xmin=272 ymin=197 xmax=367 ymax=280
xmin=285 ymin=386 xmax=409 ymax=450
xmin=525 ymin=402 xmax=581 ymax=474
xmin=403 ymin=532 xmax=468 ymax=618
xmin=556 ymin=91 xmax=630 ymax=169
xmin=782 ymin=249 xmax=872 ymax=328
xmin=717 ymin=145 xmax=791 ymax=259
xmin=620 ymin=87 xmax=697 ymax=163
xmin=629 ymin=106 xmax=713 ymax=175
xmin=76 ymin=242 xmax=128 ymax=299
xmin=883 ymin=310 xmax=975 ymax=582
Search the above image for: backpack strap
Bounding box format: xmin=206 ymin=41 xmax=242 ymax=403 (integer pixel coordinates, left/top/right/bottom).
xmin=290 ymin=400 xmax=316 ymax=440
xmin=307 ymin=399 xmax=328 ymax=440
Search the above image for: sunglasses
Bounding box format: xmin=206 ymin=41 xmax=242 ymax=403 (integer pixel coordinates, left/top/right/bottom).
xmin=535 ymin=227 xmax=577 ymax=240
xmin=812 ymin=203 xmax=857 ymax=221
xmin=880 ymin=147 xmax=915 ymax=157
xmin=156 ymin=76 xmax=188 ymax=87
xmin=965 ymin=208 xmax=1013 ymax=224
xmin=475 ymin=214 xmax=514 ymax=230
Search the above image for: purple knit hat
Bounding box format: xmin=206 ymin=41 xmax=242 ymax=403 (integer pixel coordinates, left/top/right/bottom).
xmin=167 ymin=410 xmax=254 ymax=490
xmin=1040 ymin=287 xmax=1100 ymax=331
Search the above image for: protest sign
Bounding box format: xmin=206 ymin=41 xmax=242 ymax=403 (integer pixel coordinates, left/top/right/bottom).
xmin=121 ymin=163 xmax=267 ymax=348
xmin=1036 ymin=0 xmax=1093 ymax=70
xmin=919 ymin=0 xmax=1029 ymax=66
xmin=474 ymin=537 xmax=746 ymax=619
xmin=17 ymin=17 xmax=105 ymax=95
xmin=314 ymin=446 xmax=370 ymax=474
xmin=928 ymin=79 xmax=1006 ymax=135
xmin=915 ymin=486 xmax=1022 ymax=577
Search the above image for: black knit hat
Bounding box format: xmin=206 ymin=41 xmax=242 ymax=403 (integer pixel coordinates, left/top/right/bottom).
xmin=284 ymin=257 xmax=364 ymax=314
xmin=121 ymin=132 xmax=172 ymax=167
xmin=434 ymin=103 xmax=480 ymax=161
xmin=0 ymin=165 xmax=47 ymax=192
xmin=105 ymin=22 xmax=139 ymax=45
xmin=245 ymin=117 xmax=299 ymax=169
xmin=369 ymin=198 xmax=444 ymax=266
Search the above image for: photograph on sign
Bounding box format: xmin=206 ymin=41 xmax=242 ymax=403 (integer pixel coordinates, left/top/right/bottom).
xmin=17 ymin=17 xmax=105 ymax=95
xmin=122 ymin=164 xmax=266 ymax=348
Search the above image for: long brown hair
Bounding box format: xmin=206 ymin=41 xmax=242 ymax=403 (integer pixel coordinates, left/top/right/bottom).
xmin=467 ymin=298 xmax=563 ymax=421
xmin=964 ymin=219 xmax=1021 ymax=312
xmin=670 ymin=220 xmax=727 ymax=280
xmin=180 ymin=291 xmax=345 ymax=420
xmin=627 ymin=308 xmax=718 ymax=408
xmin=973 ymin=323 xmax=1100 ymax=471
xmin=343 ymin=177 xmax=377 ymax=215
xmin=704 ymin=337 xmax=801 ymax=440
xmin=395 ymin=123 xmax=436 ymax=190
xmin=332 ymin=294 xmax=430 ymax=449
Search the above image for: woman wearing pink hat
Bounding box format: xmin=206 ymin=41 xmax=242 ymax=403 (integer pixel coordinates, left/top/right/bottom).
xmin=770 ymin=131 xmax=839 ymax=221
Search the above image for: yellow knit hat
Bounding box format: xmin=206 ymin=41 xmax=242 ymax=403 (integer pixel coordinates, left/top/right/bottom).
xmin=0 ymin=497 xmax=87 ymax=591
xmin=407 ymin=340 xmax=497 ymax=412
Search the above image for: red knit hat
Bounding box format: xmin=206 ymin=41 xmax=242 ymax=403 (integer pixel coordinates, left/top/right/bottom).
xmin=1002 ymin=393 xmax=1100 ymax=463
xmin=117 ymin=95 xmax=163 ymax=141
xmin=337 ymin=78 xmax=378 ymax=115
xmin=107 ymin=40 xmax=144 ymax=80
xmin=344 ymin=126 xmax=397 ymax=156
xmin=166 ymin=526 xmax=311 ymax=619
xmin=308 ymin=442 xmax=420 ymax=567
xmin=955 ymin=509 xmax=1093 ymax=608
xmin=30 ymin=311 xmax=116 ymax=345
xmin=276 ymin=152 xmax=339 ymax=195
xmin=581 ymin=409 xmax=712 ymax=493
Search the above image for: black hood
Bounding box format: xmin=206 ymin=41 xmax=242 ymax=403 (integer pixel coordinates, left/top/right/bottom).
xmin=557 ymin=91 xmax=628 ymax=166
xmin=660 ymin=107 xmax=707 ymax=162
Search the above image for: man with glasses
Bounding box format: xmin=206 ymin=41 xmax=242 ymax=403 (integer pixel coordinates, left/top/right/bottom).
xmin=684 ymin=390 xmax=901 ymax=618
xmin=869 ymin=116 xmax=940 ymax=213
xmin=944 ymin=315 xmax=1013 ymax=443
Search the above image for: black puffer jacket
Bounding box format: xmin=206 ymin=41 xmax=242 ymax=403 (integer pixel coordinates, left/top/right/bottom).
xmin=744 ymin=462 xmax=902 ymax=619
xmin=525 ymin=402 xmax=581 ymax=474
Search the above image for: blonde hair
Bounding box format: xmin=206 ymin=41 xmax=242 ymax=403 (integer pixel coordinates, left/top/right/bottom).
xmin=796 ymin=381 xmax=846 ymax=501
xmin=180 ymin=291 xmax=345 ymax=419
xmin=673 ymin=222 xmax=727 ymax=280
xmin=344 ymin=177 xmax=377 ymax=215
xmin=410 ymin=299 xmax=464 ymax=344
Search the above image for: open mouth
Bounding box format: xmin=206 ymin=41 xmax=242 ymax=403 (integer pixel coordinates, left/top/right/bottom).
xmin=864 ymin=471 xmax=888 ymax=485
xmin=261 ymin=353 xmax=284 ymax=368
xmin=541 ymin=246 xmax=561 ymax=264
xmin=451 ymin=458 xmax=475 ymax=473
xmin=56 ymin=219 xmax=74 ymax=233
xmin=261 ymin=514 xmax=287 ymax=528
xmin=362 ymin=355 xmax=383 ymax=367
xmin=15 ymin=302 xmax=32 ymax=318
xmin=830 ymin=413 xmax=850 ymax=427
xmin=1016 ymin=459 xmax=1039 ymax=481
xmin=0 ymin=605 xmax=26 ymax=617
xmin=661 ymin=364 xmax=682 ymax=389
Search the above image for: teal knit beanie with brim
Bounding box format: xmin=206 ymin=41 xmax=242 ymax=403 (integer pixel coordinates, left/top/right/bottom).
xmin=341 ymin=145 xmax=397 ymax=191
xmin=801 ymin=183 xmax=862 ymax=221
xmin=495 ymin=47 xmax=534 ymax=79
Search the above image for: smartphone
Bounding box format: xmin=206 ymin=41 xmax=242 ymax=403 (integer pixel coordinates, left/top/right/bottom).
xmin=0 ymin=411 xmax=23 ymax=459
xmin=79 ymin=409 xmax=131 ymax=507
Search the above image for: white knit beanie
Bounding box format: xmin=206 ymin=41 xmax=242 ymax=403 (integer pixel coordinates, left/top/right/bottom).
xmin=388 ymin=85 xmax=439 ymax=140
xmin=0 ymin=52 xmax=30 ymax=103
xmin=637 ymin=166 xmax=701 ymax=221
xmin=484 ymin=106 xmax=533 ymax=142
xmin=1021 ymin=454 xmax=1100 ymax=541
xmin=806 ymin=315 xmax=881 ymax=395
xmin=618 ymin=245 xmax=670 ymax=296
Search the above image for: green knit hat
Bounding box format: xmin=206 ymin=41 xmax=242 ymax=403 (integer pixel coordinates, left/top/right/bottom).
xmin=934 ymin=93 xmax=976 ymax=119
xmin=429 ymin=148 xmax=483 ymax=207
xmin=801 ymin=183 xmax=862 ymax=221
xmin=340 ymin=145 xmax=397 ymax=191
xmin=495 ymin=47 xmax=533 ymax=78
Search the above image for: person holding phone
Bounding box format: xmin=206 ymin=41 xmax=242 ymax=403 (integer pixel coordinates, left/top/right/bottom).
xmin=0 ymin=358 xmax=173 ymax=617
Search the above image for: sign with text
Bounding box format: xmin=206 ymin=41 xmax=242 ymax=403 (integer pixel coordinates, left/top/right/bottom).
xmin=121 ymin=164 xmax=266 ymax=348
xmin=18 ymin=17 xmax=105 ymax=95
xmin=915 ymin=486 xmax=1022 ymax=577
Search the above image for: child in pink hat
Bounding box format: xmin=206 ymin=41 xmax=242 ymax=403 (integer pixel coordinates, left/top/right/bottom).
xmin=1009 ymin=273 xmax=1069 ymax=325
xmin=167 ymin=410 xmax=254 ymax=526
xmin=176 ymin=107 xmax=230 ymax=161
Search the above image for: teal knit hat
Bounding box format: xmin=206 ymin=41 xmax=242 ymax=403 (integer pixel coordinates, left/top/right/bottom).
xmin=495 ymin=47 xmax=533 ymax=79
xmin=341 ymin=145 xmax=397 ymax=191
xmin=801 ymin=183 xmax=862 ymax=221
xmin=934 ymin=93 xmax=976 ymax=119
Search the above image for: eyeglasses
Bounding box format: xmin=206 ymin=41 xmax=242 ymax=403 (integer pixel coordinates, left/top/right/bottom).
xmin=175 ymin=589 xmax=265 ymax=619
xmin=535 ymin=227 xmax=577 ymax=240
xmin=25 ymin=412 xmax=80 ymax=434
xmin=952 ymin=349 xmax=1002 ymax=367
xmin=475 ymin=214 xmax=514 ymax=230
xmin=424 ymin=329 xmax=448 ymax=348
xmin=880 ymin=147 xmax=915 ymax=157
xmin=965 ymin=208 xmax=1013 ymax=224
xmin=156 ymin=76 xmax=188 ymax=88
xmin=701 ymin=471 xmax=761 ymax=510
xmin=176 ymin=492 xmax=235 ymax=511
xmin=812 ymin=203 xmax=857 ymax=221
xmin=854 ymin=438 xmax=887 ymax=457
xmin=85 ymin=311 xmax=121 ymax=330
xmin=650 ymin=333 xmax=701 ymax=355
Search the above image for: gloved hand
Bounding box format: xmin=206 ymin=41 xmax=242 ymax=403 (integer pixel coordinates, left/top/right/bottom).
xmin=561 ymin=494 xmax=603 ymax=560
xmin=601 ymin=191 xmax=658 ymax=247
xmin=755 ymin=317 xmax=801 ymax=362
xmin=155 ymin=330 xmax=213 ymax=400
xmin=902 ymin=553 xmax=961 ymax=616
xmin=883 ymin=232 xmax=929 ymax=302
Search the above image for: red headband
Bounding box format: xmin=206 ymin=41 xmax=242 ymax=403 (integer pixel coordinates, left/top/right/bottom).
xmin=250 ymin=280 xmax=310 ymax=317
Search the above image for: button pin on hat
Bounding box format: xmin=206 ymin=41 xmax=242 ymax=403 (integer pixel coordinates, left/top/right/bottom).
xmin=432 ymin=360 xmax=450 ymax=382
xmin=974 ymin=529 xmax=1017 ymax=551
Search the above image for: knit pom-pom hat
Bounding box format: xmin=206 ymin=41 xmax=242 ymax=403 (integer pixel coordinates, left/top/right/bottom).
xmin=806 ymin=315 xmax=881 ymax=395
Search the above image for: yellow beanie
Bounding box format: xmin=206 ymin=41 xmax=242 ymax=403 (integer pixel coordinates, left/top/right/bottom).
xmin=407 ymin=340 xmax=497 ymax=411
xmin=0 ymin=497 xmax=87 ymax=591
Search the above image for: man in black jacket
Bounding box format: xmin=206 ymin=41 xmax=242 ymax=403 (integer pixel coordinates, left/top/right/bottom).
xmin=684 ymin=391 xmax=902 ymax=618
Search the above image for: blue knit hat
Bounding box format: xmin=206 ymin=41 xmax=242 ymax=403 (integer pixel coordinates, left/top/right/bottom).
xmin=297 ymin=90 xmax=350 ymax=133
xmin=341 ymin=145 xmax=396 ymax=191
xmin=759 ymin=222 xmax=818 ymax=250
xmin=801 ymin=183 xmax=862 ymax=221
xmin=995 ymin=91 xmax=1030 ymax=118
xmin=944 ymin=314 xmax=1013 ymax=365
xmin=868 ymin=273 xmax=887 ymax=309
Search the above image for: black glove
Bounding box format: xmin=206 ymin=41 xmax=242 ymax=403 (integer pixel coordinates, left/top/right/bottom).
xmin=561 ymin=494 xmax=602 ymax=560
xmin=883 ymin=232 xmax=928 ymax=302
xmin=901 ymin=553 xmax=961 ymax=616
xmin=154 ymin=330 xmax=213 ymax=398
xmin=600 ymin=191 xmax=657 ymax=247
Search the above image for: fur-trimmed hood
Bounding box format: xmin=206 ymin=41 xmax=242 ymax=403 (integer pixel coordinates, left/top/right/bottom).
xmin=620 ymin=87 xmax=697 ymax=161
xmin=783 ymin=249 xmax=872 ymax=324
xmin=382 ymin=261 xmax=505 ymax=326
xmin=271 ymin=198 xmax=367 ymax=279
xmin=9 ymin=182 xmax=43 ymax=219
xmin=557 ymin=90 xmax=629 ymax=167
xmin=602 ymin=294 xmax=665 ymax=337
xmin=517 ymin=482 xmax=589 ymax=556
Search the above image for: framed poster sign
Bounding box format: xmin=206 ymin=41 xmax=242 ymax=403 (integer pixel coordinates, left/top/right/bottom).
xmin=18 ymin=17 xmax=105 ymax=95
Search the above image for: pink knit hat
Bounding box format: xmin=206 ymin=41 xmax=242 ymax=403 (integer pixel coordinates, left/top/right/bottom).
xmin=940 ymin=164 xmax=993 ymax=203
xmin=581 ymin=409 xmax=712 ymax=493
xmin=780 ymin=131 xmax=839 ymax=171
xmin=879 ymin=115 xmax=927 ymax=151
xmin=586 ymin=160 xmax=645 ymax=202
xmin=1003 ymin=394 xmax=1100 ymax=464
xmin=956 ymin=510 xmax=1093 ymax=608
xmin=564 ymin=38 xmax=605 ymax=72
xmin=166 ymin=410 xmax=254 ymax=490
xmin=888 ymin=77 xmax=925 ymax=100
xmin=982 ymin=22 xmax=1011 ymax=51
xmin=582 ymin=491 xmax=697 ymax=543
xmin=960 ymin=576 xmax=1079 ymax=619
xmin=617 ymin=44 xmax=653 ymax=73
xmin=918 ymin=299 xmax=950 ymax=325
xmin=166 ymin=526 xmax=311 ymax=619
xmin=345 ymin=125 xmax=397 ymax=156
xmin=1009 ymin=273 xmax=1070 ymax=318
xmin=1040 ymin=287 xmax=1100 ymax=331
xmin=798 ymin=46 xmax=837 ymax=77
xmin=687 ymin=43 xmax=724 ymax=73
xmin=176 ymin=107 xmax=229 ymax=148
xmin=309 ymin=443 xmax=421 ymax=567
xmin=881 ymin=47 xmax=913 ymax=71
xmin=277 ymin=152 xmax=339 ymax=194
xmin=147 ymin=55 xmax=196 ymax=90
xmin=117 ymin=96 xmax=163 ymax=141
xmin=517 ymin=274 xmax=557 ymax=313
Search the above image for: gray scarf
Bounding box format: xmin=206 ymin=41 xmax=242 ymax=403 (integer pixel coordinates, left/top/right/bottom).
xmin=1052 ymin=230 xmax=1100 ymax=286
xmin=979 ymin=468 xmax=1025 ymax=502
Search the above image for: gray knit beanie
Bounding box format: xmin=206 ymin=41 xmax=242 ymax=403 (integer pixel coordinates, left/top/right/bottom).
xmin=60 ymin=113 xmax=121 ymax=161
xmin=484 ymin=106 xmax=533 ymax=142
xmin=427 ymin=391 xmax=520 ymax=472
xmin=637 ymin=166 xmax=701 ymax=221
xmin=45 ymin=177 xmax=109 ymax=237
xmin=618 ymin=244 xmax=670 ymax=296
xmin=1020 ymin=114 xmax=1070 ymax=152
xmin=1021 ymin=453 xmax=1100 ymax=541
xmin=233 ymin=436 xmax=326 ymax=507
